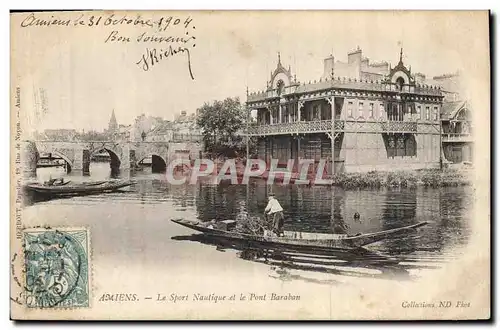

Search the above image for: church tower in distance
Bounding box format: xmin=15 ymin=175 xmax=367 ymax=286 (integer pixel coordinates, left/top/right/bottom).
xmin=108 ymin=109 xmax=118 ymax=134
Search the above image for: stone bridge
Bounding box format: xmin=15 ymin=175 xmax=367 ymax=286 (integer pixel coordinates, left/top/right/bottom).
xmin=24 ymin=140 xmax=202 ymax=175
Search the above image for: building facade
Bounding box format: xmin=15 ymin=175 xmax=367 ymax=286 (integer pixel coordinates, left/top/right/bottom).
xmin=145 ymin=111 xmax=202 ymax=143
xmin=246 ymin=49 xmax=443 ymax=174
xmin=440 ymin=100 xmax=473 ymax=164
xmin=430 ymin=72 xmax=474 ymax=164
xmin=131 ymin=114 xmax=165 ymax=142
xmin=39 ymin=129 xmax=77 ymax=141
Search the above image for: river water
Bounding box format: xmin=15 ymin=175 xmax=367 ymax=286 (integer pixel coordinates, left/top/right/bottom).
xmin=22 ymin=162 xmax=473 ymax=287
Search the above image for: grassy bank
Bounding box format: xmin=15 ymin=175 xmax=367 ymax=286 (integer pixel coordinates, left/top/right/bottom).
xmin=330 ymin=169 xmax=472 ymax=189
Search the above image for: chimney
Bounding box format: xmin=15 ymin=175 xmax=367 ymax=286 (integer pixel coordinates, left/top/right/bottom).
xmin=348 ymin=46 xmax=362 ymax=65
xmin=323 ymin=55 xmax=335 ymax=78
xmin=361 ymin=57 xmax=369 ymax=69
xmin=414 ymin=73 xmax=426 ymax=84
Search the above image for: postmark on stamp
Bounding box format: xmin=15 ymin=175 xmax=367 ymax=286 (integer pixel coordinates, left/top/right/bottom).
xmin=23 ymin=227 xmax=90 ymax=308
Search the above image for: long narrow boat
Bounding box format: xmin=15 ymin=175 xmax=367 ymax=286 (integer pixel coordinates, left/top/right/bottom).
xmin=171 ymin=218 xmax=429 ymax=252
xmin=36 ymin=163 xmax=65 ymax=168
xmin=24 ymin=180 xmax=134 ymax=197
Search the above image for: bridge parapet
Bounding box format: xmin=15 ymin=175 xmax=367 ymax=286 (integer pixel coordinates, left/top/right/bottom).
xmin=29 ymin=140 xmax=198 ymax=174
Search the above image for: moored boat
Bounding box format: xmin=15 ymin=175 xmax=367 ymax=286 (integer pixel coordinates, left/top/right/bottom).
xmin=24 ymin=179 xmax=134 ymax=197
xmin=171 ymin=218 xmax=429 ymax=252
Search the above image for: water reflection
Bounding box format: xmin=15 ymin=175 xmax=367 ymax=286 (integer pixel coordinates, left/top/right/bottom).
xmin=171 ymin=232 xmax=417 ymax=282
xmin=25 ymin=162 xmax=472 ymax=283
xmin=194 ymin=183 xmax=470 ymax=256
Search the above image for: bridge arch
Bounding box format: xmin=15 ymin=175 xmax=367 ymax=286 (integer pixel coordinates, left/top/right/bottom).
xmin=133 ymin=142 xmax=169 ymax=173
xmin=90 ymin=148 xmax=122 ymax=171
xmin=33 ymin=143 xmax=75 ymax=174
xmin=151 ymin=154 xmax=167 ymax=173
xmin=136 ymin=154 xmax=167 ymax=173
xmin=50 ymin=150 xmax=74 ymax=173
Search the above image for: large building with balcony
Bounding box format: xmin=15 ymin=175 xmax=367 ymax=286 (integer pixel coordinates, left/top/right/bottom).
xmin=431 ymin=72 xmax=474 ymax=165
xmin=246 ymin=49 xmax=443 ymax=173
xmin=440 ymin=100 xmax=473 ymax=164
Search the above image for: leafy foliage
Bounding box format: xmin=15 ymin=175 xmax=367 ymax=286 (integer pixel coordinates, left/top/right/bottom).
xmin=76 ymin=130 xmax=109 ymax=141
xmin=196 ymin=97 xmax=256 ymax=158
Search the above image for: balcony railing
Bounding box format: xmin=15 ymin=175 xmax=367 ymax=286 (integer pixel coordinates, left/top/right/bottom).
xmin=248 ymin=120 xmax=418 ymax=135
xmin=248 ymin=120 xmax=347 ymax=135
xmin=442 ymin=133 xmax=473 ymax=142
xmin=380 ymin=121 xmax=417 ymax=132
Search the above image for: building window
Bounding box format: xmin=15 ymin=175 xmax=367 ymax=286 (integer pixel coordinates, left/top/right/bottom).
xmin=396 ymin=77 xmax=405 ymax=91
xmin=313 ymin=105 xmax=320 ymax=120
xmin=369 ymin=103 xmax=374 ymax=118
xmin=385 ymin=134 xmax=417 ymax=158
xmin=407 ymin=103 xmax=414 ymax=117
xmin=303 ymin=138 xmax=322 ymax=162
xmin=379 ymin=104 xmax=385 ymax=119
xmin=387 ymin=135 xmax=396 ymax=158
xmin=276 ymin=79 xmax=285 ymax=96
xmin=358 ymin=102 xmax=364 ymax=118
xmin=425 ymin=106 xmax=430 ymax=120
xmin=321 ymin=104 xmax=330 ymax=120
xmin=348 ymin=102 xmax=353 ymax=117
xmin=396 ymin=135 xmax=406 ymax=156
xmin=405 ymin=135 xmax=416 ymax=156
xmin=417 ymin=105 xmax=421 ymax=120
xmin=433 ymin=106 xmax=439 ymax=121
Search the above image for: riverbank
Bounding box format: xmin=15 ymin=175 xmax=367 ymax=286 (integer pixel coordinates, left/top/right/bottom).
xmin=331 ymin=169 xmax=472 ymax=189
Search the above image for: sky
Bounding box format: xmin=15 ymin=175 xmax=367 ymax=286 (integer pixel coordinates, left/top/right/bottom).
xmin=11 ymin=11 xmax=489 ymax=132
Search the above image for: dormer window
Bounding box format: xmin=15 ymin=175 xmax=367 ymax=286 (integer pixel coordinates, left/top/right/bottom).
xmin=396 ymin=77 xmax=404 ymax=91
xmin=276 ymin=79 xmax=285 ymax=96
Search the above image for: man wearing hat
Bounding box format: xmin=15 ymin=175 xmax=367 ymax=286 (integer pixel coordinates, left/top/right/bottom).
xmin=264 ymin=193 xmax=284 ymax=236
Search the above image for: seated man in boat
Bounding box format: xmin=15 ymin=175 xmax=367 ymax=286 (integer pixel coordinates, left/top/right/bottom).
xmin=53 ymin=178 xmax=65 ymax=185
xmin=44 ymin=177 xmax=65 ymax=186
xmin=44 ymin=178 xmax=56 ymax=186
xmin=264 ymin=194 xmax=284 ymax=236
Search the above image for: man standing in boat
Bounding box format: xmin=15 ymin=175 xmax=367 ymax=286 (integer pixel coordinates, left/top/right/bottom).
xmin=264 ymin=194 xmax=284 ymax=236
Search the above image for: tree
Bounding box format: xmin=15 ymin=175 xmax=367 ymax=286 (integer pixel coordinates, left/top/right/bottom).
xmin=75 ymin=130 xmax=109 ymax=142
xmin=196 ymin=97 xmax=255 ymax=158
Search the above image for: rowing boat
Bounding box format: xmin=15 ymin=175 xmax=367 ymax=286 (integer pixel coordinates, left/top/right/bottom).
xmin=24 ymin=179 xmax=134 ymax=197
xmin=171 ymin=218 xmax=429 ymax=252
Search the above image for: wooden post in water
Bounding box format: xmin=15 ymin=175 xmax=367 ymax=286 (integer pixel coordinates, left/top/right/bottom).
xmin=330 ymin=96 xmax=336 ymax=178
xmin=330 ymin=95 xmax=336 ymax=228
xmin=246 ymin=176 xmax=250 ymax=217
xmin=246 ymin=88 xmax=250 ymax=163
xmin=330 ymin=66 xmax=336 ymax=228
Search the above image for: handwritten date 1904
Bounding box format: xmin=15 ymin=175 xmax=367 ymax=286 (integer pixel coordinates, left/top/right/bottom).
xmin=20 ymin=13 xmax=193 ymax=30
xmin=136 ymin=47 xmax=195 ymax=80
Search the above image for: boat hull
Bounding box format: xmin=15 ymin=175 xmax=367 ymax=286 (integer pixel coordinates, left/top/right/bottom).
xmin=24 ymin=180 xmax=133 ymax=197
xmin=171 ymin=219 xmax=428 ymax=252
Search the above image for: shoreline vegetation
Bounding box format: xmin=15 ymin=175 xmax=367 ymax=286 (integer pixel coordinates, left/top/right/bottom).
xmin=200 ymin=160 xmax=472 ymax=189
xmin=328 ymin=168 xmax=472 ymax=189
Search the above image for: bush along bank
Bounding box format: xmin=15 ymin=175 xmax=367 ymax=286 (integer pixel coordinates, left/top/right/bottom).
xmin=330 ymin=169 xmax=472 ymax=189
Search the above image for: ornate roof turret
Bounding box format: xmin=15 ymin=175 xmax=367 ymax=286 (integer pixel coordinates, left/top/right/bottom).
xmin=387 ymin=48 xmax=415 ymax=86
xmin=268 ymin=52 xmax=293 ymax=90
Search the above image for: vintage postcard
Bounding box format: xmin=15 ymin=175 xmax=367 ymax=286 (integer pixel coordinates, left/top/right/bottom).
xmin=10 ymin=10 xmax=490 ymax=320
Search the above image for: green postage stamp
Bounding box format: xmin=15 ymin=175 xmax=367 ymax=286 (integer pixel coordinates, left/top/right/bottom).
xmin=23 ymin=228 xmax=90 ymax=308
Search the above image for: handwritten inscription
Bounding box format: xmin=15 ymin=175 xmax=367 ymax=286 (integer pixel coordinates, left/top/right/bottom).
xmin=20 ymin=13 xmax=193 ymax=31
xmin=104 ymin=30 xmax=196 ymax=45
xmin=20 ymin=12 xmax=197 ymax=80
xmin=136 ymin=47 xmax=195 ymax=79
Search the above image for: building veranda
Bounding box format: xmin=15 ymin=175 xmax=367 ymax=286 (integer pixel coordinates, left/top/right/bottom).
xmin=246 ymin=49 xmax=444 ymax=174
